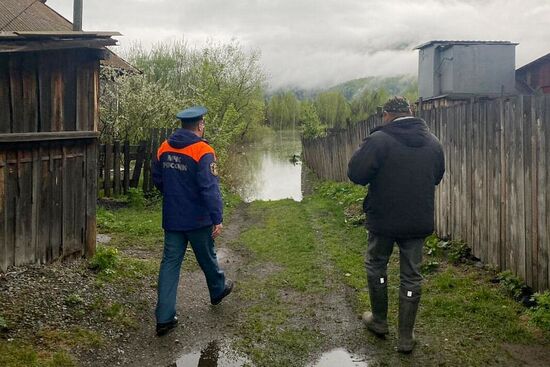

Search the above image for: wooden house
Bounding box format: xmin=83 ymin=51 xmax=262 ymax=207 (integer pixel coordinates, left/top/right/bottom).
xmin=0 ymin=1 xmax=120 ymax=272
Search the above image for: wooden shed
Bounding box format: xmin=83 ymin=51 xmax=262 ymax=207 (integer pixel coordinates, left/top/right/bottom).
xmin=0 ymin=31 xmax=118 ymax=272
xmin=516 ymin=52 xmax=550 ymax=94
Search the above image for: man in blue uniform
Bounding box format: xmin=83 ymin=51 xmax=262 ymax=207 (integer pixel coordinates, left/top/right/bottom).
xmin=152 ymin=106 xmax=233 ymax=337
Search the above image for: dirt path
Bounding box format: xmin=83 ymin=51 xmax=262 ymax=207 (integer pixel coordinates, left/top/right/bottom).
xmin=113 ymin=200 xmax=366 ymax=367
xmin=108 ymin=203 xmax=251 ymax=367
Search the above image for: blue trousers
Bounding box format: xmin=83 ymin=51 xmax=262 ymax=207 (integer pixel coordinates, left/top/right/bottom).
xmin=155 ymin=226 xmax=226 ymax=324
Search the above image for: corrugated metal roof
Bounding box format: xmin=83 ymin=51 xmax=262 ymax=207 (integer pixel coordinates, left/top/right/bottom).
xmin=415 ymin=40 xmax=518 ymax=50
xmin=0 ymin=0 xmax=72 ymax=32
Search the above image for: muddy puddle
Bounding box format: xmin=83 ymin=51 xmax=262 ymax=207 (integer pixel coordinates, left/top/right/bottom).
xmin=309 ymin=348 xmax=368 ymax=367
xmin=171 ymin=343 xmax=367 ymax=367
xmin=170 ymin=341 xmax=249 ymax=367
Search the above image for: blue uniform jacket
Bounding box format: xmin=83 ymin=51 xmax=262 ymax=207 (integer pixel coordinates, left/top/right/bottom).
xmin=152 ymin=129 xmax=223 ymax=231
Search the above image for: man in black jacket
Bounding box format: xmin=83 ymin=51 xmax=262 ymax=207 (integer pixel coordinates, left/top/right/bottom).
xmin=348 ymin=96 xmax=444 ymax=353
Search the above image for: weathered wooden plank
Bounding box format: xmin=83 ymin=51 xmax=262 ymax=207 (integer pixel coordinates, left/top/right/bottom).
xmin=85 ymin=141 xmax=98 ymax=258
xmin=75 ymin=55 xmax=91 ymax=132
xmin=15 ymin=151 xmax=34 ymax=266
xmin=8 ymin=54 xmax=39 ymax=133
xmin=123 ymin=140 xmax=130 ymax=194
xmin=544 ymin=95 xmax=550 ymax=290
xmin=480 ymin=101 xmax=489 ymax=263
xmin=38 ymin=54 xmax=53 ymax=132
xmin=51 ymin=55 xmax=64 ymax=132
xmin=63 ymin=51 xmax=77 ymax=131
xmin=50 ymin=149 xmax=63 ymax=260
xmin=113 ymin=141 xmax=121 ymax=196
xmin=61 ymin=147 xmax=71 ymax=257
xmin=0 ymin=152 xmax=7 ymax=271
xmin=0 ymin=131 xmax=99 ymax=143
xmin=90 ymin=60 xmax=100 ymax=132
xmin=0 ymin=55 xmax=11 ymax=133
xmin=131 ymin=141 xmax=146 ymax=188
xmin=472 ymin=102 xmax=481 ymax=258
xmin=31 ymin=148 xmax=41 ymax=264
xmin=38 ymin=147 xmax=51 ymax=264
xmin=516 ymin=96 xmax=527 ymax=282
xmin=458 ymin=104 xmax=471 ymax=242
xmin=76 ymin=152 xmax=86 ymax=257
xmin=5 ymin=150 xmax=16 ymax=269
xmin=142 ymin=137 xmax=151 ymax=192
xmin=487 ymin=100 xmax=501 ymax=269
xmin=523 ymin=95 xmax=534 ymax=287
xmin=104 ymin=143 xmax=112 ymax=197
xmin=9 ymin=55 xmax=24 ymax=133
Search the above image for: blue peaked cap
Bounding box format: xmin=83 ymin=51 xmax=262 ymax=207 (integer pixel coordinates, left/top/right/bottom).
xmin=176 ymin=106 xmax=208 ymax=121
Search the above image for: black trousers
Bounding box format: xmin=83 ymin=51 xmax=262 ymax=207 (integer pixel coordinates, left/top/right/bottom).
xmin=365 ymin=232 xmax=425 ymax=301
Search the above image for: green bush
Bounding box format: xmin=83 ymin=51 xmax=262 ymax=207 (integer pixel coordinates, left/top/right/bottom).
xmin=448 ymin=241 xmax=471 ymax=264
xmin=314 ymin=181 xmax=366 ymax=207
xmin=0 ymin=316 xmax=7 ymax=331
xmin=89 ymin=246 xmax=119 ymax=273
xmin=96 ymin=208 xmax=120 ymax=232
xmin=530 ymin=292 xmax=550 ymax=330
xmin=497 ymin=271 xmax=526 ymax=300
xmin=126 ymin=188 xmax=146 ymax=208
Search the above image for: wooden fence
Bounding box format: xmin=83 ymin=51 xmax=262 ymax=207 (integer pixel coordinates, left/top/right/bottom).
xmin=98 ymin=128 xmax=176 ymax=196
xmin=302 ymin=115 xmax=382 ymax=182
xmin=302 ymin=95 xmax=550 ymax=292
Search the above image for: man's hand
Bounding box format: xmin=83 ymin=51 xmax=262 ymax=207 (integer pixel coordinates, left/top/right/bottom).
xmin=212 ymin=223 xmax=223 ymax=239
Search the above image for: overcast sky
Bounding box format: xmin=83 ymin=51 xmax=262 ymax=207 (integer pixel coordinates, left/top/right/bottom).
xmin=47 ymin=0 xmax=550 ymax=89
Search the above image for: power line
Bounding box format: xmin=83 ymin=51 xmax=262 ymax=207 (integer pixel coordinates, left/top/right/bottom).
xmin=0 ymin=0 xmax=41 ymax=32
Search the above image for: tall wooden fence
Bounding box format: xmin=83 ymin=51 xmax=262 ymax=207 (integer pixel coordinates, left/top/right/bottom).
xmin=302 ymin=95 xmax=550 ymax=291
xmin=302 ymin=115 xmax=382 ymax=181
xmin=98 ymin=128 xmax=176 ymax=197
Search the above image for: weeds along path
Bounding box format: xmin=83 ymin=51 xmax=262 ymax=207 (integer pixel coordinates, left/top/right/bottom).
xmin=3 ymin=189 xmax=549 ymax=367
xmin=80 ymin=196 xmax=550 ymax=366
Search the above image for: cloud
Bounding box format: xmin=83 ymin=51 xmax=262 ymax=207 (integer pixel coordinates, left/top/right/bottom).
xmin=46 ymin=0 xmax=550 ymax=89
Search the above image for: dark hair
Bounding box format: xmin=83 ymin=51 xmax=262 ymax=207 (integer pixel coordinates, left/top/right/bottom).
xmin=181 ymin=117 xmax=203 ymax=129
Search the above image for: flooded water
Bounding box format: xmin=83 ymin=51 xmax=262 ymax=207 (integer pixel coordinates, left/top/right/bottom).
xmin=310 ymin=348 xmax=369 ymax=367
xmin=227 ymin=129 xmax=303 ymax=202
xmin=170 ymin=341 xmax=249 ymax=367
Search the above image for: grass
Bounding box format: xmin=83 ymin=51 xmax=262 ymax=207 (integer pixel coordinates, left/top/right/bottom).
xmin=233 ymin=200 xmax=327 ymax=366
xmin=303 ymin=181 xmax=549 ymax=366
xmin=0 ymin=342 xmax=75 ymax=367
xmin=3 ymin=182 xmax=548 ymax=366
xmin=224 ymin=181 xmax=549 ymax=366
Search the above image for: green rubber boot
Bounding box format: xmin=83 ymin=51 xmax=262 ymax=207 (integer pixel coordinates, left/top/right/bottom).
xmin=397 ymin=293 xmax=420 ymax=353
xmin=363 ymin=278 xmax=389 ymax=337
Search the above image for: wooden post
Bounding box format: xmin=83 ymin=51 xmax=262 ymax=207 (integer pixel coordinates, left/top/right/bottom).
xmin=123 ymin=140 xmax=130 ymax=194
xmin=113 ymin=141 xmax=121 ymax=196
xmin=142 ymin=137 xmax=151 ymax=192
xmin=86 ymin=140 xmax=98 ymax=258
xmin=131 ymin=141 xmax=146 ymax=188
xmin=73 ymin=0 xmax=83 ymax=31
xmin=104 ymin=143 xmax=112 ymax=197
xmin=0 ymin=152 xmax=7 ymax=272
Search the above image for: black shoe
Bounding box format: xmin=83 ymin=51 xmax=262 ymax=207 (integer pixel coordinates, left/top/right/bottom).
xmin=156 ymin=316 xmax=178 ymax=337
xmin=211 ymin=280 xmax=234 ymax=305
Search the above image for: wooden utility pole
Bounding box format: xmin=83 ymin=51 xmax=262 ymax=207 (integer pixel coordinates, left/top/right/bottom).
xmin=73 ymin=0 xmax=83 ymax=31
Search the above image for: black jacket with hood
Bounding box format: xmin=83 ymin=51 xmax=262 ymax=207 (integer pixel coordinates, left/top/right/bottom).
xmin=347 ymin=116 xmax=445 ymax=238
